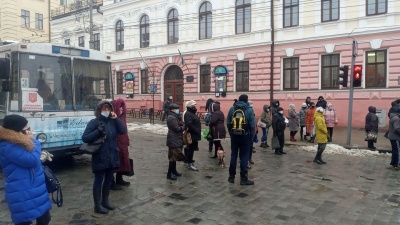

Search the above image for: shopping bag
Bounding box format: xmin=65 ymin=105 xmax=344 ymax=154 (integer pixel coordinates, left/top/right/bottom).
xmin=257 ymin=118 xmax=266 ymax=128
xmin=271 ymin=136 xmax=280 ymax=149
xmin=201 ymin=128 xmax=210 ymax=139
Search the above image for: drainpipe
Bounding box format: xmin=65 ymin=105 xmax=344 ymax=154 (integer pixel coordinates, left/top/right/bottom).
xmin=48 ymin=0 xmax=51 ymax=43
xmin=269 ymin=0 xmax=275 ymax=106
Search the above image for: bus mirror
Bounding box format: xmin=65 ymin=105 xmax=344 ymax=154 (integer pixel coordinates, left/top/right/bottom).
xmin=0 ymin=58 xmax=10 ymax=79
xmin=1 ymin=81 xmax=10 ymax=92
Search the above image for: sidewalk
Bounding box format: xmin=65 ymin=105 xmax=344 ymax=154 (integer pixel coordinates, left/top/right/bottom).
xmin=127 ymin=117 xmax=393 ymax=153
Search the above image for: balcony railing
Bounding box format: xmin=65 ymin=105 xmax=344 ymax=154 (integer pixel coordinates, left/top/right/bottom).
xmin=51 ymin=0 xmax=103 ymax=20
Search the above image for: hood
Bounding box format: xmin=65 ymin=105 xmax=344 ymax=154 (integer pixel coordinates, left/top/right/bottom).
xmin=235 ymin=101 xmax=248 ymax=110
xmin=95 ymin=101 xmax=114 ymax=118
xmin=0 ymin=127 xmax=34 ymax=151
xmin=206 ymin=98 xmax=214 ymax=110
xmin=263 ymin=104 xmax=270 ymax=112
xmin=272 ymin=100 xmax=280 ymax=108
xmin=212 ymin=102 xmax=220 ymax=112
xmin=368 ymin=106 xmax=376 ymax=114
xmin=111 ymin=98 xmax=127 ymax=117
xmin=314 ymin=111 xmax=324 ymax=119
xmin=306 ymin=97 xmax=311 ymax=103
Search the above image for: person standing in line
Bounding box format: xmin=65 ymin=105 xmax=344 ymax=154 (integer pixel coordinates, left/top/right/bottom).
xmin=271 ymin=107 xmax=287 ymax=155
xmin=298 ymin=103 xmax=308 ymax=141
xmin=384 ymin=101 xmax=397 ymax=138
xmin=162 ymin=96 xmax=172 ymax=122
xmin=313 ymin=107 xmax=328 ymax=164
xmin=82 ymin=101 xmax=127 ymax=214
xmin=259 ymin=104 xmax=272 ymax=148
xmin=316 ymin=96 xmax=327 ymax=109
xmin=388 ymin=107 xmax=400 ymax=169
xmin=288 ymin=104 xmax=299 ymax=142
xmin=0 ymin=115 xmax=52 ymax=225
xmin=365 ymin=106 xmax=379 ymax=150
xmin=209 ymin=102 xmax=226 ymax=165
xmin=166 ymin=103 xmax=186 ymax=180
xmin=183 ymin=100 xmax=201 ymax=171
xmin=205 ymin=98 xmax=214 ymax=153
xmin=305 ymin=97 xmax=312 ymax=109
xmin=110 ymin=98 xmax=132 ymax=191
xmin=227 ymin=94 xmax=255 ymax=185
xmin=247 ymin=100 xmax=257 ymax=166
xmin=324 ymin=102 xmax=338 ymax=142
xmin=271 ymin=100 xmax=280 ymax=115
xmin=306 ymin=102 xmax=317 ymax=143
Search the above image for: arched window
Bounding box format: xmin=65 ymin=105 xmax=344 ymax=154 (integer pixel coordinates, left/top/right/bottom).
xmin=140 ymin=15 xmax=150 ymax=48
xmin=199 ymin=2 xmax=212 ymax=40
xmin=235 ymin=0 xmax=251 ymax=34
xmin=115 ymin=20 xmax=124 ymax=51
xmin=167 ymin=9 xmax=179 ymax=44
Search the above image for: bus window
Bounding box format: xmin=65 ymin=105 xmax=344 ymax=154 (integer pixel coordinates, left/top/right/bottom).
xmin=19 ymin=53 xmax=72 ymax=111
xmin=74 ymin=59 xmax=111 ymax=110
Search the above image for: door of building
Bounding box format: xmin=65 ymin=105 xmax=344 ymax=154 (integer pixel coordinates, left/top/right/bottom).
xmin=164 ymin=65 xmax=184 ymax=110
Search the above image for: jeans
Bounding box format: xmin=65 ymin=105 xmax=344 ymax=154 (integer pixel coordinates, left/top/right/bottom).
xmin=390 ymin=140 xmax=400 ymax=167
xmin=261 ymin=127 xmax=269 ymax=142
xmin=93 ymin=168 xmax=114 ymax=189
xmin=229 ymin=135 xmax=250 ymax=175
xmin=15 ymin=210 xmax=51 ymax=225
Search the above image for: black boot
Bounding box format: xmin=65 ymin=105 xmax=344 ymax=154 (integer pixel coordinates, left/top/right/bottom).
xmin=102 ymin=184 xmax=116 ymax=210
xmin=167 ymin=161 xmax=177 ymax=180
xmin=274 ymin=149 xmax=282 ymax=155
xmin=93 ymin=187 xmax=109 ymax=214
xmin=110 ymin=177 xmax=122 ymax=191
xmin=116 ymin=173 xmax=130 ymax=186
xmin=313 ymin=149 xmax=323 ymax=164
xmin=228 ymin=172 xmax=235 ymax=183
xmin=304 ymin=135 xmax=309 ymax=141
xmin=171 ymin=161 xmax=181 ymax=177
xmin=240 ymin=172 xmax=254 ymax=185
xmin=318 ymin=150 xmax=327 ymax=164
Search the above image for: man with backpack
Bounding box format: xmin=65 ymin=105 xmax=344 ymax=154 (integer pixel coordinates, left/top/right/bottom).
xmin=226 ymin=94 xmax=255 ymax=185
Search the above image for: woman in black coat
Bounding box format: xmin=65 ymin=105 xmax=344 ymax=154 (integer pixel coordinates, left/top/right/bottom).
xmin=271 ymin=107 xmax=287 ymax=155
xmin=184 ymin=100 xmax=201 ymax=171
xmin=205 ymin=98 xmax=214 ymax=152
xmin=365 ymin=106 xmax=379 ymax=150
xmin=82 ymin=101 xmax=126 ymax=214
xmin=166 ymin=103 xmax=186 ymax=180
xmin=209 ymin=102 xmax=226 ymax=158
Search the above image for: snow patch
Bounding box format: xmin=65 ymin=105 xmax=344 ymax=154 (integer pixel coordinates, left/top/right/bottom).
xmin=300 ymin=144 xmax=389 ymax=157
xmin=127 ymin=123 xmax=168 ymax=136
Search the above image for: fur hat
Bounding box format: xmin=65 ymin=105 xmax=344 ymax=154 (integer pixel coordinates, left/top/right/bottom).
xmin=169 ymin=103 xmax=179 ymax=110
xmin=316 ymin=107 xmax=324 ymax=113
xmin=238 ymin=94 xmax=248 ymax=103
xmin=302 ymin=103 xmax=307 ymax=107
xmin=185 ymin=100 xmax=196 ymax=108
xmin=2 ymin=114 xmax=28 ymax=132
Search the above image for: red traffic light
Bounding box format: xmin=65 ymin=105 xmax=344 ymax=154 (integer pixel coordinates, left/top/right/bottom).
xmin=353 ymin=65 xmax=362 ymax=87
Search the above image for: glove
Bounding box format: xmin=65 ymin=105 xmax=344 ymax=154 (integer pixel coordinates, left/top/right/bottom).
xmin=97 ymin=125 xmax=105 ymax=132
xmin=40 ymin=151 xmax=54 ymax=163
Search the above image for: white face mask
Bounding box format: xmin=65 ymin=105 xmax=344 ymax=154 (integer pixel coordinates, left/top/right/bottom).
xmin=175 ymin=109 xmax=180 ymax=115
xmin=279 ymin=111 xmax=284 ymax=115
xmin=101 ymin=111 xmax=110 ymax=117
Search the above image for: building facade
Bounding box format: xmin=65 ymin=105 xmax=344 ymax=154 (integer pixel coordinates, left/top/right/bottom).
xmin=51 ymin=0 xmax=400 ymax=128
xmin=0 ymin=0 xmax=50 ymax=42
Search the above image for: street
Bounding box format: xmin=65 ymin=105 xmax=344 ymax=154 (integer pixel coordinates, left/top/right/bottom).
xmin=0 ymin=126 xmax=399 ymax=225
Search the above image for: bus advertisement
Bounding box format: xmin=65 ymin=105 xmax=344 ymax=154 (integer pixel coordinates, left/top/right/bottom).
xmin=0 ymin=43 xmax=113 ymax=157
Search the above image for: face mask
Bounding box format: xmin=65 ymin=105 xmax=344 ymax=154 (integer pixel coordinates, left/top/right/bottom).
xmin=266 ymin=109 xmax=269 ymax=112
xmin=174 ymin=109 xmax=180 ymax=115
xmin=101 ymin=111 xmax=110 ymax=117
xmin=279 ymin=111 xmax=283 ymax=115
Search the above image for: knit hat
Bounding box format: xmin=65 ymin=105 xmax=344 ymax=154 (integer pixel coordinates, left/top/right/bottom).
xmin=169 ymin=103 xmax=179 ymax=110
xmin=289 ymin=104 xmax=295 ymax=109
xmin=316 ymin=107 xmax=324 ymax=113
xmin=277 ymin=107 xmax=284 ymax=112
xmin=302 ymin=103 xmax=307 ymax=107
xmin=238 ymin=94 xmax=248 ymax=103
xmin=185 ymin=100 xmax=196 ymax=108
xmin=2 ymin=114 xmax=28 ymax=132
xmin=248 ymin=100 xmax=253 ymax=108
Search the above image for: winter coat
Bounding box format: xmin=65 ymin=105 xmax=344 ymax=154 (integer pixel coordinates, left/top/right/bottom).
xmin=271 ymin=100 xmax=280 ymax=116
xmin=227 ymin=101 xmax=255 ymax=138
xmin=184 ymin=107 xmax=202 ymax=141
xmin=365 ymin=106 xmax=379 ymax=133
xmin=209 ymin=103 xmax=226 ymax=140
xmin=166 ymin=112 xmax=185 ymax=148
xmin=306 ymin=106 xmax=317 ymax=133
xmin=316 ymin=100 xmax=327 ymax=109
xmin=314 ymin=112 xmax=328 ymax=143
xmin=82 ymin=101 xmax=127 ymax=173
xmin=0 ymin=127 xmax=51 ymax=224
xmin=112 ymin=98 xmax=130 ymax=173
xmin=163 ymin=100 xmax=171 ymax=111
xmin=324 ymin=108 xmax=337 ymax=128
xmin=298 ymin=107 xmax=307 ymax=126
xmin=388 ymin=113 xmax=400 ymax=141
xmin=272 ymin=113 xmax=286 ymax=135
xmin=288 ymin=109 xmax=298 ymax=131
xmin=260 ymin=105 xmax=272 ymax=127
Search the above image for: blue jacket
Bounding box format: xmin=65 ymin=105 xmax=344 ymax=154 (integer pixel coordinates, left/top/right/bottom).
xmin=0 ymin=127 xmax=51 ymax=224
xmin=226 ymin=101 xmax=255 ymax=138
xmin=82 ymin=101 xmax=127 ymax=173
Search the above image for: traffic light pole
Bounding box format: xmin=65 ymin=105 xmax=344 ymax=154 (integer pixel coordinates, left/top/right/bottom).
xmin=346 ymin=40 xmax=357 ymax=146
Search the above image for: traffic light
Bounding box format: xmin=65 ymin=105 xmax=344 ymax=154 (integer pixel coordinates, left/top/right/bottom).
xmin=353 ymin=65 xmax=362 ymax=87
xmin=338 ymin=65 xmax=349 ymax=88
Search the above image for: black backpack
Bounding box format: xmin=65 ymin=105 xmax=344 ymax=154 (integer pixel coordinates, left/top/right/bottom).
xmin=230 ymin=108 xmax=248 ymax=135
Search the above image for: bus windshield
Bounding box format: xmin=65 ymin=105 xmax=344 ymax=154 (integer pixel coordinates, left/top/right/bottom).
xmin=16 ymin=53 xmax=111 ymax=111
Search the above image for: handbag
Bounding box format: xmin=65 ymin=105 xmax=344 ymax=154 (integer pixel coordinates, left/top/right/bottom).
xmin=271 ymin=136 xmax=281 ymax=149
xmin=257 ymin=118 xmax=266 ymax=128
xmin=43 ymin=165 xmax=63 ymax=207
xmin=183 ymin=130 xmax=192 ymax=145
xmin=121 ymin=158 xmax=134 ymax=176
xmin=365 ymin=131 xmax=378 ymax=143
xmin=79 ymin=135 xmax=105 ymax=154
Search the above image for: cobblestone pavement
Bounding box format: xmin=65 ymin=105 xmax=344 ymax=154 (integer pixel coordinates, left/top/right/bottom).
xmin=1 ymin=130 xmax=400 ymax=225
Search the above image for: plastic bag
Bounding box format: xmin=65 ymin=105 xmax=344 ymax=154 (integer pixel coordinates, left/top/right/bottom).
xmin=201 ymin=128 xmax=210 ymax=139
